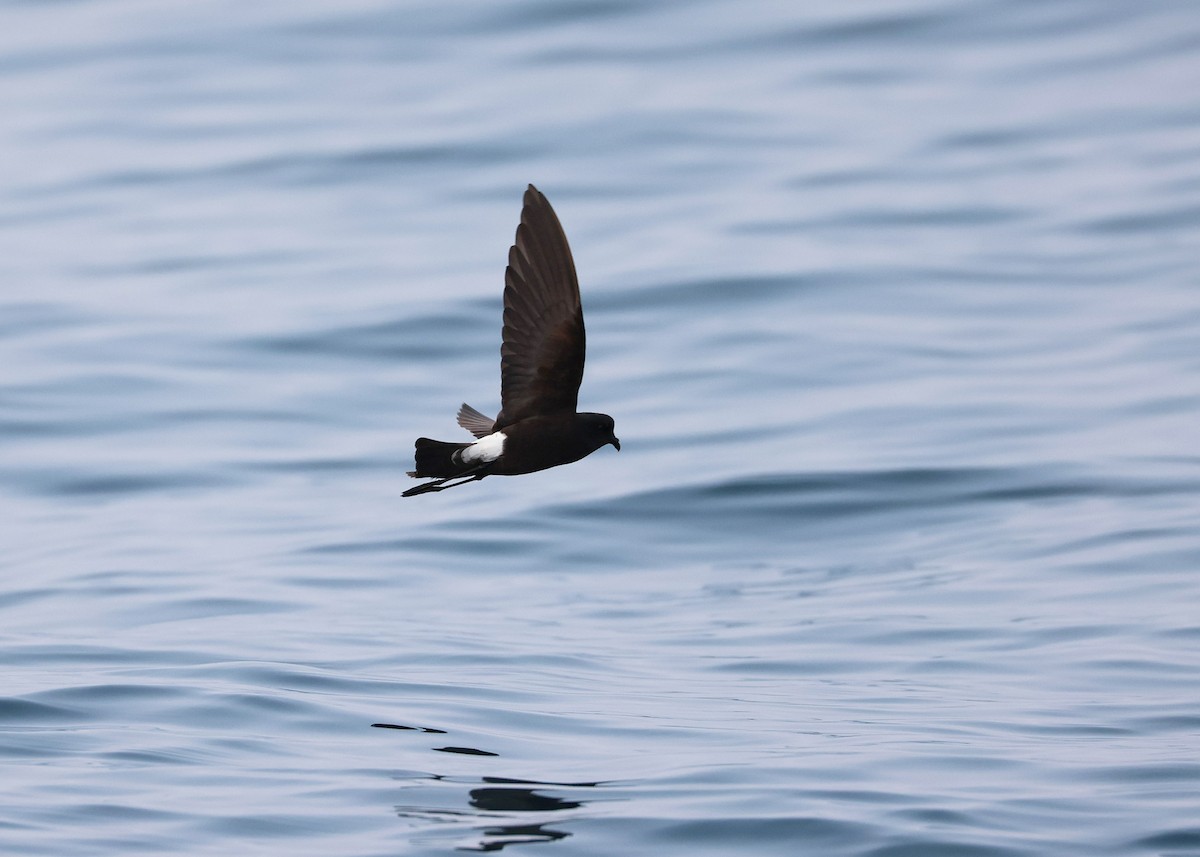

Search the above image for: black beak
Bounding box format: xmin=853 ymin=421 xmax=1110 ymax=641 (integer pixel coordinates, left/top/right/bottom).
xmin=611 ymin=436 xmax=621 ymax=451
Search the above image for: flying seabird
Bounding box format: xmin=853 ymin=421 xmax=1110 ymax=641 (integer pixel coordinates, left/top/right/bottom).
xmin=403 ymin=185 xmax=619 ymax=497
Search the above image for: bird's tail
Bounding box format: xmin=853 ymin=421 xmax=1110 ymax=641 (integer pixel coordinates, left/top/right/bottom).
xmin=407 ymin=438 xmax=473 ymax=478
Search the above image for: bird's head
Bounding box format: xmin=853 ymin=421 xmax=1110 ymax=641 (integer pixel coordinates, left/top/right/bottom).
xmin=578 ymin=412 xmax=620 ymax=452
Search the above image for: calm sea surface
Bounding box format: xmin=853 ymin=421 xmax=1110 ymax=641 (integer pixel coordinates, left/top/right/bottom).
xmin=3 ymin=1 xmax=1200 ymax=854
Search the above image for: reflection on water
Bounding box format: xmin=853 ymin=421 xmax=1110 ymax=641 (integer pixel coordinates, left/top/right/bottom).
xmin=391 ymin=770 xmax=595 ymax=852
xmin=463 ymin=823 xmax=571 ymax=852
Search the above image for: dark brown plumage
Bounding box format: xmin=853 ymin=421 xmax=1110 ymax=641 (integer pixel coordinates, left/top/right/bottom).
xmin=404 ymin=185 xmax=618 ymax=497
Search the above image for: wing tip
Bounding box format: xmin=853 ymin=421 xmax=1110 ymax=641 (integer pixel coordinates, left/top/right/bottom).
xmin=523 ymin=183 xmax=550 ymax=214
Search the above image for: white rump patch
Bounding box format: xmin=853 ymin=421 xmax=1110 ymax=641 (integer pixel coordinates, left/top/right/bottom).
xmin=459 ymin=431 xmax=506 ymax=465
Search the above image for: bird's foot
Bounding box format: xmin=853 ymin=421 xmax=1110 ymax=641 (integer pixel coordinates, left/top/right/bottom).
xmin=402 ymin=472 xmax=485 ymax=497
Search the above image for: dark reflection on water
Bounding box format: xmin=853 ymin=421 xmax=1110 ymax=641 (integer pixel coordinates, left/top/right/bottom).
xmin=469 ymin=787 xmax=583 ymax=812
xmin=461 ymin=822 xmax=571 ymax=852
xmin=372 ymin=722 xmax=448 ymax=734
xmin=437 ymin=746 xmax=501 ymax=757
xmin=391 ymin=773 xmax=595 ymax=852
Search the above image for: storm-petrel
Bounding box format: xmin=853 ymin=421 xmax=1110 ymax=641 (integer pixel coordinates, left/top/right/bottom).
xmin=403 ymin=185 xmax=619 ymax=497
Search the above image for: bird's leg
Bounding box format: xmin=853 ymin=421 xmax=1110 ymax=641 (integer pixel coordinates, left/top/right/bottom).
xmin=402 ymin=472 xmax=485 ymax=497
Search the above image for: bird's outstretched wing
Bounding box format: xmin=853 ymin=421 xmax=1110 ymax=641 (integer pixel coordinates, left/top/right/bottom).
xmin=496 ymin=185 xmax=585 ymax=429
xmin=456 ymin=402 xmax=495 ymax=438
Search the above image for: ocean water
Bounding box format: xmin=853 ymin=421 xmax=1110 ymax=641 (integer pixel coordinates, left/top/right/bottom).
xmin=3 ymin=1 xmax=1200 ymax=854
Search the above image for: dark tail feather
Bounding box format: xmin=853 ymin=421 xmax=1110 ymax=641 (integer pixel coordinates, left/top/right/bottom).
xmin=407 ymin=438 xmax=472 ymax=478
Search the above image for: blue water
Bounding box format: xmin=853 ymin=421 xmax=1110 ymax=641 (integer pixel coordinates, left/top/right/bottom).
xmin=3 ymin=1 xmax=1200 ymax=854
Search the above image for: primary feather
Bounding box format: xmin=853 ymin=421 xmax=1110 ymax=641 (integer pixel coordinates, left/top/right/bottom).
xmin=496 ymin=185 xmax=586 ymax=428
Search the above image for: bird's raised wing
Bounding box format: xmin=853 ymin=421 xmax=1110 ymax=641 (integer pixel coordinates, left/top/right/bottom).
xmin=456 ymin=402 xmax=495 ymax=438
xmin=496 ymin=185 xmax=586 ymax=429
